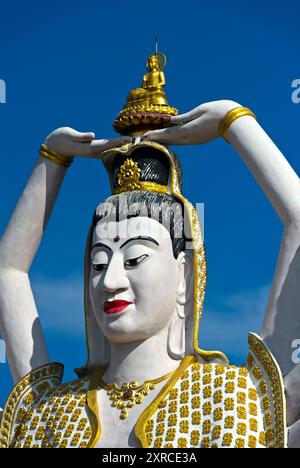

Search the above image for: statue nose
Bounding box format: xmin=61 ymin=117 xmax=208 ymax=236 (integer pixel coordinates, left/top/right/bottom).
xmin=102 ymin=256 xmax=129 ymax=293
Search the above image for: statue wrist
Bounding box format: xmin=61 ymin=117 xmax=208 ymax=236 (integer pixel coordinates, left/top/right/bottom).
xmin=39 ymin=144 xmax=74 ymax=168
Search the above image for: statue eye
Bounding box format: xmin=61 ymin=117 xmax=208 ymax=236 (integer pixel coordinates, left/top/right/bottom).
xmin=124 ymin=254 xmax=149 ymax=268
xmin=92 ymin=263 xmax=108 ymax=272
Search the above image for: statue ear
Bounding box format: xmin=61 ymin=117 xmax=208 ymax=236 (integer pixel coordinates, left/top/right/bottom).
xmin=168 ymin=251 xmax=194 ymax=360
xmin=176 ymin=251 xmax=194 ymax=308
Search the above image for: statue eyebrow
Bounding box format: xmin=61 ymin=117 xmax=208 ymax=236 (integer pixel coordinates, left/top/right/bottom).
xmin=120 ymin=236 xmax=159 ymax=249
xmin=91 ymin=237 xmax=159 ymax=252
xmin=91 ymin=242 xmax=113 ymax=252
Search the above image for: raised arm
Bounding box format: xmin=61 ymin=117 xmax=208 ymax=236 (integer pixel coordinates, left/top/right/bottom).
xmin=142 ymin=100 xmax=300 ymax=376
xmin=0 ymin=128 xmax=130 ymax=383
xmin=225 ymin=113 xmax=300 ymax=371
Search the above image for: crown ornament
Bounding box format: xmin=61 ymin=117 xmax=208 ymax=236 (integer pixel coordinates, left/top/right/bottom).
xmin=113 ymin=157 xmax=168 ymax=195
xmin=115 ymin=158 xmax=141 ymax=193
xmin=114 ymin=40 xmax=178 ymax=136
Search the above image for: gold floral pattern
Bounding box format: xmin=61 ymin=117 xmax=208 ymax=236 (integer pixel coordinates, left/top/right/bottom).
xmin=1 ymin=335 xmax=286 ymax=449
xmin=0 ymin=363 xmax=91 ymax=449
xmin=116 ymin=158 xmax=142 ymax=192
xmin=136 ymin=338 xmax=286 ymax=449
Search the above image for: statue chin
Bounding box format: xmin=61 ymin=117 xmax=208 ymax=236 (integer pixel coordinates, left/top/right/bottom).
xmin=91 ymin=294 xmax=178 ymax=346
xmin=99 ymin=325 xmax=163 ymax=346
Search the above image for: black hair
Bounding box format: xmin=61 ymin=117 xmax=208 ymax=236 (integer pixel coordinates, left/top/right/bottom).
xmin=112 ymin=147 xmax=170 ymax=188
xmin=92 ymin=191 xmax=187 ymax=259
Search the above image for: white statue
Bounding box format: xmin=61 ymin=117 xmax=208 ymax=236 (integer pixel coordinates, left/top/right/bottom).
xmin=0 ymin=52 xmax=300 ymax=449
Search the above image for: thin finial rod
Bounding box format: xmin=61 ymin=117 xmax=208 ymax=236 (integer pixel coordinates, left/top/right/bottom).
xmin=155 ymin=35 xmax=159 ymax=53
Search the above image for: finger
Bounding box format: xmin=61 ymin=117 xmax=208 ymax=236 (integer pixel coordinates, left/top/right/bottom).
xmin=104 ymin=136 xmax=132 ymax=149
xmin=141 ymin=126 xmax=186 ymax=145
xmin=90 ymin=136 xmax=132 ymax=153
xmin=67 ymin=128 xmax=96 ymax=142
xmin=67 ymin=136 xmax=132 ymax=158
xmin=65 ymin=141 xmax=94 ymax=156
xmin=171 ymin=104 xmax=206 ymax=124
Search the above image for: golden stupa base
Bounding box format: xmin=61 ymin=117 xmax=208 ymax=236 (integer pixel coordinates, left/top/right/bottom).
xmin=114 ymin=105 xmax=178 ymax=136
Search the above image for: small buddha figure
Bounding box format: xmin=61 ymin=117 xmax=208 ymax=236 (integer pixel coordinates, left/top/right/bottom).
xmin=114 ymin=50 xmax=178 ymax=135
xmin=127 ymin=53 xmax=169 ymax=108
xmin=142 ymin=54 xmax=167 ymax=106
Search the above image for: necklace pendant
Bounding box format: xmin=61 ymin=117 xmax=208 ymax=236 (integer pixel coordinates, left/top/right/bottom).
xmin=123 ymin=389 xmax=133 ymax=400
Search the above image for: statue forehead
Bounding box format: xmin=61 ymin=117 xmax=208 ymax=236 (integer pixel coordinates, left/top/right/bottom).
xmin=93 ymin=215 xmax=173 ymax=246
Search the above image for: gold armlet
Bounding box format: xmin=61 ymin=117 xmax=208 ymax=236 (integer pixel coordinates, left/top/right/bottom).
xmin=39 ymin=144 xmax=73 ymax=168
xmin=220 ymin=107 xmax=257 ymax=142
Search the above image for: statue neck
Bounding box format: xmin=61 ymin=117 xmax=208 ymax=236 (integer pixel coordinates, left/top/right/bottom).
xmin=102 ymin=326 xmax=180 ymax=386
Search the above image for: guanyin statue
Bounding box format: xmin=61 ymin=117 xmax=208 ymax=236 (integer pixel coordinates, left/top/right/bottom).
xmin=0 ymin=48 xmax=300 ymax=449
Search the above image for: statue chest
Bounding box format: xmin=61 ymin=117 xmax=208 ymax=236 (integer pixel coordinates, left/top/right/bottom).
xmin=95 ymin=384 xmax=167 ymax=448
xmin=0 ymin=337 xmax=287 ymax=448
xmin=144 ymin=71 xmax=161 ymax=88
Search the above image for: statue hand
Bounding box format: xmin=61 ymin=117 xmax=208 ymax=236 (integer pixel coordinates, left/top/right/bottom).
xmin=44 ymin=127 xmax=131 ymax=158
xmin=142 ymin=100 xmax=241 ymax=145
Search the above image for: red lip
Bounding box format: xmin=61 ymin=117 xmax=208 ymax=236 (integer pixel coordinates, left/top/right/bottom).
xmin=103 ymin=300 xmax=133 ymax=315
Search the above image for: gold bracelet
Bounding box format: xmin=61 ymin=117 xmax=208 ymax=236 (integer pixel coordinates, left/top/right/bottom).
xmin=39 ymin=144 xmax=73 ymax=168
xmin=220 ymin=107 xmax=257 ymax=142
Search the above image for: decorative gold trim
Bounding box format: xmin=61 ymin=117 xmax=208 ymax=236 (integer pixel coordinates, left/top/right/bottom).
xmin=100 ymin=370 xmax=174 ymax=420
xmin=114 ymin=181 xmax=168 ymax=195
xmin=220 ymin=107 xmax=257 ymax=142
xmin=86 ymin=367 xmax=104 ymax=449
xmin=135 ymin=355 xmax=197 ymax=447
xmin=248 ymin=333 xmax=287 ymax=448
xmin=0 ymin=362 xmax=63 ymax=448
xmin=117 ymin=104 xmax=178 ymax=116
xmin=114 ymin=111 xmax=177 ymax=136
xmin=39 ymin=144 xmax=73 ymax=168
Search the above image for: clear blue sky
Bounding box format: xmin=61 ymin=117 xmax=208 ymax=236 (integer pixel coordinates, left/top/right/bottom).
xmin=0 ymin=0 xmax=299 ymax=406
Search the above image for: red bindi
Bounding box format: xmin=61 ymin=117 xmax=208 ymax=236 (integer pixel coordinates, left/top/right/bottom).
xmin=114 ymin=236 xmax=120 ymax=243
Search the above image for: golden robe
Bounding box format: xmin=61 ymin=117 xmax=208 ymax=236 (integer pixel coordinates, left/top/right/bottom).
xmin=0 ymin=334 xmax=286 ymax=449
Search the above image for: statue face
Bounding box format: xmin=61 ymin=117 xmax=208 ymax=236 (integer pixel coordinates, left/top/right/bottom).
xmin=89 ymin=216 xmax=181 ymax=344
xmin=147 ymin=56 xmax=159 ymax=70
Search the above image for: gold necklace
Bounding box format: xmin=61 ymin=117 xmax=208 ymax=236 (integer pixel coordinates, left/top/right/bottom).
xmin=100 ymin=371 xmax=174 ymax=420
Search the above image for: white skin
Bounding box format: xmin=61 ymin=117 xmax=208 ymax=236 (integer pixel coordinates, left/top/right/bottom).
xmin=0 ymin=100 xmax=300 ymax=446
xmin=91 ymin=218 xmax=177 ymax=344
xmin=90 ymin=216 xmax=189 ymax=385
